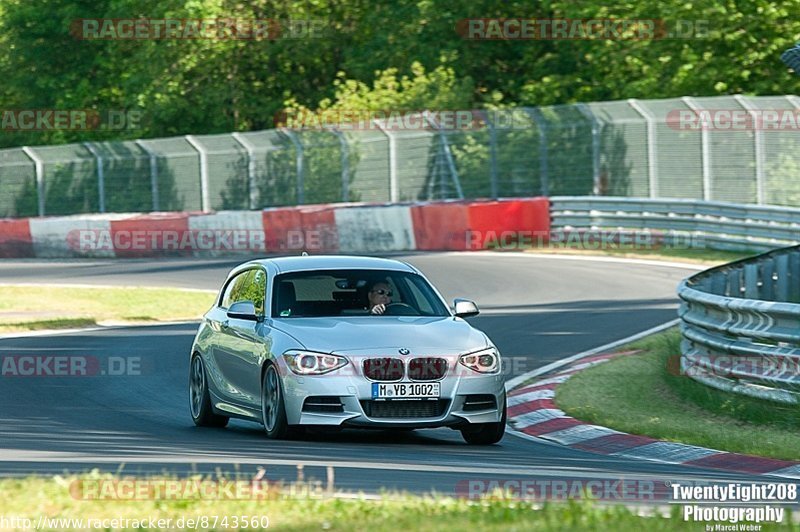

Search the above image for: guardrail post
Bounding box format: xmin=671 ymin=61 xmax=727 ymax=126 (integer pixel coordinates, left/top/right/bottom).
xmin=709 ymin=273 xmax=726 ymax=295
xmin=577 ymin=104 xmax=601 ymax=195
xmin=627 ymin=99 xmax=658 ymax=198
xmin=734 ymin=95 xmax=765 ymax=205
xmin=790 ymin=251 xmax=800 ymax=302
xmin=231 ymin=133 xmax=259 ymax=210
xmin=744 ymin=263 xmax=760 ymax=299
xmin=775 ymin=253 xmax=789 ymax=301
xmin=21 ymin=146 xmax=45 ymax=216
xmin=682 ymin=97 xmax=712 ymax=201
xmin=185 ymin=135 xmax=211 ymax=212
xmin=760 ymin=257 xmax=775 ymax=301
xmin=727 ymin=267 xmax=742 ymax=297
xmin=83 ymin=142 xmax=106 ymax=213
xmin=135 ymin=140 xmax=159 ymax=211
xmin=279 ymin=128 xmax=305 ymax=205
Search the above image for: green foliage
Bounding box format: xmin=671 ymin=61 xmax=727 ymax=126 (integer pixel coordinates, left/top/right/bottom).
xmin=0 ymin=0 xmax=798 ymax=210
xmin=5 ymin=0 xmax=795 ymax=151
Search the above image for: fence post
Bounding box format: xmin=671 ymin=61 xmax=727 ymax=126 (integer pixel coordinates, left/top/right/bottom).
xmin=371 ymin=119 xmax=398 ymax=202
xmin=627 ymin=99 xmax=658 ymax=198
xmin=231 ymin=133 xmax=259 ymax=210
xmin=577 ymin=104 xmax=601 ymax=195
xmin=21 ymin=146 xmax=45 ymax=216
xmin=423 ymin=111 xmax=464 ymax=199
xmin=185 ymin=135 xmax=211 ymax=212
xmin=326 ymin=127 xmax=350 ymax=202
xmin=135 ymin=140 xmax=160 ymax=212
xmin=280 ymin=128 xmax=305 ymax=205
xmin=483 ymin=110 xmax=499 ymax=199
xmin=527 ymin=108 xmax=549 ymax=196
xmin=734 ymin=95 xmax=765 ymax=205
xmin=83 ymin=142 xmax=106 ymax=213
xmin=682 ymin=97 xmax=711 ymax=201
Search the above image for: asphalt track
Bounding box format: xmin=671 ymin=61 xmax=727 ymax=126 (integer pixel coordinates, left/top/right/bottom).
xmin=0 ymin=252 xmax=771 ymax=495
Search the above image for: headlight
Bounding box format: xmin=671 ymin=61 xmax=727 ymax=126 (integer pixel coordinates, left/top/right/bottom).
xmin=283 ymin=350 xmax=348 ymax=375
xmin=459 ymin=347 xmax=500 ymax=374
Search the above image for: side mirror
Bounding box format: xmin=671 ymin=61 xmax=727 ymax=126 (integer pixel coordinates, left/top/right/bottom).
xmin=227 ymin=301 xmax=260 ymax=321
xmin=454 ymin=298 xmax=480 ymax=318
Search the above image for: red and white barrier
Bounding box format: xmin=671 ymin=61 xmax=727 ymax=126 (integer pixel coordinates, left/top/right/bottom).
xmin=31 ymin=213 xmax=135 ymax=259
xmin=0 ymin=198 xmax=551 ymax=258
xmin=334 ymin=205 xmax=416 ymax=253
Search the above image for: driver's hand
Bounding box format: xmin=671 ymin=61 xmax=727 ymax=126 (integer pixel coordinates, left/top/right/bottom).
xmin=371 ymin=303 xmax=386 ymax=315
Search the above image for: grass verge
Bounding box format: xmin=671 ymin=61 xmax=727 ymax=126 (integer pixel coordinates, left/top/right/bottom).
xmin=0 ymin=285 xmax=214 ymax=333
xmin=555 ymin=329 xmax=800 ymax=461
xmin=2 ymin=474 xmax=797 ymax=531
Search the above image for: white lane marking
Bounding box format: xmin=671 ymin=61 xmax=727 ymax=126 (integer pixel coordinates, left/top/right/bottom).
xmin=505 ymin=319 xmax=680 ymax=391
xmin=769 ymin=465 xmax=800 ymax=479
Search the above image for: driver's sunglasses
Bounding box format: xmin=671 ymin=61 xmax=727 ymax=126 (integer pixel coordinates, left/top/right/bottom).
xmin=372 ymin=289 xmax=393 ymax=297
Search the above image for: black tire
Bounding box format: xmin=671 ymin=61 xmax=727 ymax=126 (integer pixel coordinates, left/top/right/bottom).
xmin=189 ymin=354 xmax=229 ymax=428
xmin=261 ymin=363 xmax=302 ymax=439
xmin=460 ymin=394 xmax=506 ymax=445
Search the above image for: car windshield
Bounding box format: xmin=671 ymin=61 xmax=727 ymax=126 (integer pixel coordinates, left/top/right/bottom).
xmin=272 ymin=269 xmax=450 ymax=318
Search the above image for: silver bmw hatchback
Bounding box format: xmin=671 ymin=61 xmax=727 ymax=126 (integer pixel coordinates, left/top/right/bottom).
xmin=189 ymin=255 xmax=506 ymax=444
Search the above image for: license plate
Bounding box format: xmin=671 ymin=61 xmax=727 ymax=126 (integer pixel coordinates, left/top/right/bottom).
xmin=371 ymin=382 xmax=440 ymax=399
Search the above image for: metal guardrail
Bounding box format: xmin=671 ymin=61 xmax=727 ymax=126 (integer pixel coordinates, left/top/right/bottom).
xmin=552 ymin=196 xmax=800 ymax=403
xmin=551 ymin=196 xmax=800 ymax=251
xmin=678 ymin=246 xmax=800 ymax=404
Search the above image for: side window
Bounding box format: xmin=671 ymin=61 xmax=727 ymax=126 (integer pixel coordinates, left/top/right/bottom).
xmin=244 ymin=269 xmax=267 ymax=316
xmin=221 ymin=270 xmax=252 ymax=309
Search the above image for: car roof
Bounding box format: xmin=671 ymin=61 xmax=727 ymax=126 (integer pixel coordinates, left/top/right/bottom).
xmin=246 ymin=255 xmax=418 ymax=274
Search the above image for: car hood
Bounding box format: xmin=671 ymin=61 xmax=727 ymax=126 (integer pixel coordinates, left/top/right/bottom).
xmin=271 ymin=316 xmax=489 ymax=354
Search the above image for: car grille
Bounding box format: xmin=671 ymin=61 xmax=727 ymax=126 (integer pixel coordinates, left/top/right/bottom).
xmin=408 ymin=357 xmax=448 ymax=381
xmin=363 ymin=358 xmax=404 ymax=381
xmin=462 ymin=394 xmax=497 ymax=412
xmin=360 ymin=399 xmax=450 ymax=418
xmin=302 ymin=396 xmax=344 ymax=414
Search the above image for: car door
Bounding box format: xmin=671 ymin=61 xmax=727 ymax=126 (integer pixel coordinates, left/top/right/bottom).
xmin=214 ymin=268 xmax=270 ymax=408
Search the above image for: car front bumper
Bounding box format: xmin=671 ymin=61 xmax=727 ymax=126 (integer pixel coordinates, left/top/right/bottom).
xmin=280 ymin=362 xmax=506 ymax=428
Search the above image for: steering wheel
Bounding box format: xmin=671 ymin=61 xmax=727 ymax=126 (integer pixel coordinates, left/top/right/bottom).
xmin=383 ymin=302 xmax=420 ymax=316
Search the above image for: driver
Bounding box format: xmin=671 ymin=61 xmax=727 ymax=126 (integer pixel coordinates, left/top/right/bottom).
xmin=367 ymin=281 xmax=393 ymax=315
